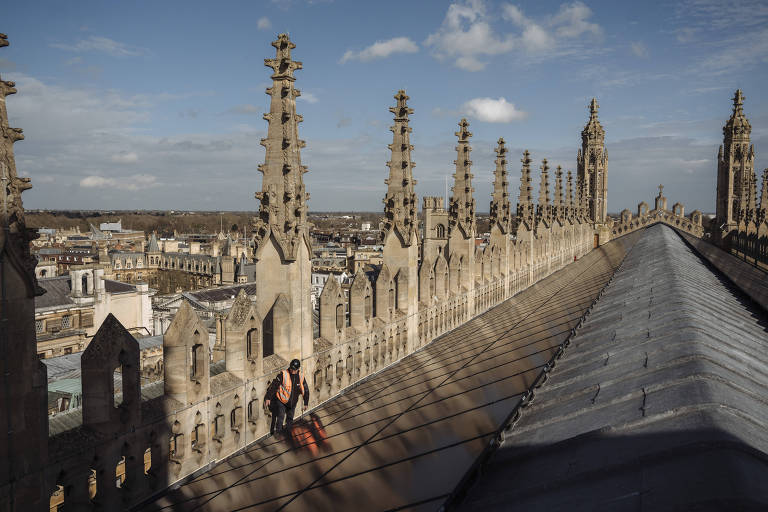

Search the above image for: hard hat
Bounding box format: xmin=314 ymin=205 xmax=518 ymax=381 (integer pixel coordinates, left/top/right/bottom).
xmin=289 ymin=359 xmax=301 ymax=370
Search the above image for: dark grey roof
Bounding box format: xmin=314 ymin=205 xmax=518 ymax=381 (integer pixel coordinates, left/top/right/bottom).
xmin=147 ymin=232 xmax=160 ymax=253
xmin=189 ymin=283 xmax=258 ymax=303
xmin=35 ymin=276 xmax=74 ymax=309
xmin=104 ymin=279 xmax=137 ymax=293
xmin=458 ymin=224 xmax=768 ymax=510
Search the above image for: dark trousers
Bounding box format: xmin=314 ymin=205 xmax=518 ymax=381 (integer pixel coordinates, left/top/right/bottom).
xmin=270 ymin=400 xmax=296 ymax=434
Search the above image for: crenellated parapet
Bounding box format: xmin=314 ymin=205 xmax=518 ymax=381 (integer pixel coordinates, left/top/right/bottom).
xmin=612 ymin=184 xmax=704 ymax=239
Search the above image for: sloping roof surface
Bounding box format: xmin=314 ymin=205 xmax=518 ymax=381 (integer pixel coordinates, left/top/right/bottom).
xmin=141 ymin=230 xmax=640 ymax=511
xmin=35 ymin=276 xmax=74 ymax=309
xmin=458 ymin=224 xmax=768 ymax=511
xmin=189 ymin=283 xmax=258 ymax=303
xmin=104 ymin=279 xmax=137 ymax=293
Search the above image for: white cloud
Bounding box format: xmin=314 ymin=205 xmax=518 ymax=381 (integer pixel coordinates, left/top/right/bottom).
xmin=51 ymin=36 xmax=148 ymax=57
xmin=630 ymin=42 xmax=649 ymax=58
xmin=340 ymin=37 xmax=418 ymax=64
xmin=257 ymin=17 xmax=271 ymax=30
xmin=80 ymin=174 xmax=156 ymax=191
xmin=298 ymin=91 xmax=318 ymax=103
xmin=426 ymin=1 xmax=603 ymax=71
xmin=460 ymin=97 xmax=527 ymax=123
xmin=5 ymin=73 xmax=265 ymax=209
xmin=550 ymin=2 xmax=602 ymax=38
xmin=225 ymin=104 xmax=261 ymax=115
xmin=111 ymin=151 xmax=138 ymax=163
xmin=426 ymin=1 xmax=515 ymax=71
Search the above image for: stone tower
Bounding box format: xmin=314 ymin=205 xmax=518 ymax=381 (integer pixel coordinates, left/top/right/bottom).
xmin=447 ymin=119 xmax=476 ymax=309
xmin=517 ymin=150 xmax=535 ymax=226
xmin=716 ymin=89 xmax=756 ymax=238
xmin=0 ymin=33 xmax=49 ymax=511
xmin=577 ymin=98 xmax=608 ymax=223
xmin=422 ymin=196 xmax=448 ymax=264
xmin=381 ymin=90 xmax=419 ymax=352
xmin=251 ymin=34 xmax=313 ymax=362
xmin=146 ymin=232 xmax=161 ymax=269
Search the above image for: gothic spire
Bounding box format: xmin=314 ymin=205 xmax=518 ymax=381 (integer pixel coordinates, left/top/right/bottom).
xmin=448 ymin=118 xmax=476 ymax=238
xmin=517 ymin=150 xmax=534 ymax=225
xmin=582 ymin=97 xmax=605 ymax=144
xmin=724 ymin=89 xmax=751 ymax=139
xmin=252 ymin=33 xmax=311 ymax=262
xmin=382 ymin=90 xmax=418 ymax=245
xmin=759 ymin=169 xmax=768 ymax=223
xmin=537 ymin=159 xmax=551 ymax=222
xmin=566 ymin=170 xmax=574 ymax=217
xmin=554 ymin=165 xmax=563 ymax=219
xmin=489 ymin=137 xmax=510 ymax=233
xmin=578 ymin=96 xmax=608 ymax=223
xmin=0 ymin=33 xmax=38 ymax=293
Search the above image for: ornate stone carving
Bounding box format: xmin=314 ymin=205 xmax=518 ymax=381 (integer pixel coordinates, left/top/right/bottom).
xmin=489 ymin=138 xmax=510 ymax=234
xmin=448 ymin=118 xmax=476 ymax=239
xmin=0 ymin=34 xmax=41 ymax=296
xmin=252 ymin=34 xmax=311 ymax=262
xmin=382 ymin=90 xmax=418 ymax=246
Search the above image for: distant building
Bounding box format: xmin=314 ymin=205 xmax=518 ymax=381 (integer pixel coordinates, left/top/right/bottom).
xmin=35 ymin=268 xmax=154 ymax=358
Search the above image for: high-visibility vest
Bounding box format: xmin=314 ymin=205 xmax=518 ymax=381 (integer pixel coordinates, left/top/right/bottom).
xmin=276 ymin=370 xmax=304 ymax=405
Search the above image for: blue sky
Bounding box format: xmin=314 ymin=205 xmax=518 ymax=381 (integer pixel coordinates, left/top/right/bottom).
xmin=3 ymin=0 xmax=767 ymax=213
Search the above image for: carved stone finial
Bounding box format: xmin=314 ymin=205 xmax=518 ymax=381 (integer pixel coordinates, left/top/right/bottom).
xmin=383 ymin=89 xmax=417 ymax=246
xmin=516 ymin=150 xmax=534 ymax=224
xmin=448 ymin=118 xmax=476 ymax=239
xmin=733 ymin=89 xmax=745 ymax=111
xmin=590 ymin=97 xmax=599 ymax=116
xmin=252 ymin=34 xmax=310 ymax=262
xmin=489 ymin=137 xmax=510 ymax=233
xmin=658 ymin=184 xmax=664 ymax=197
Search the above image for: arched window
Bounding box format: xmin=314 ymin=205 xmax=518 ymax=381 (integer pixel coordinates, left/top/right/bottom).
xmin=246 ymin=326 xmax=259 ymax=361
xmin=263 ymin=308 xmax=274 ymax=358
xmin=364 ymin=293 xmax=372 ymax=320
xmin=436 ymin=224 xmax=445 ymax=238
xmin=335 ymin=303 xmax=344 ymax=330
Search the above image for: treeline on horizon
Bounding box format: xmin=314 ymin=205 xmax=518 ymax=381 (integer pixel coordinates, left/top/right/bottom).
xmin=26 ymin=210 xmax=387 ymax=236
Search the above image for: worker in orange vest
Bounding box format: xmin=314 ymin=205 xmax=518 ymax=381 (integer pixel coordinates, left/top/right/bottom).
xmin=265 ymin=358 xmax=310 ymax=434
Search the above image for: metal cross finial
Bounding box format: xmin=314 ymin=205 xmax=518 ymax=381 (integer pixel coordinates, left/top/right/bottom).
xmin=734 ymin=89 xmax=744 ymax=109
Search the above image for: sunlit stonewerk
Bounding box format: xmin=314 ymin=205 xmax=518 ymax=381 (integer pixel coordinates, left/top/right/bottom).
xmin=1 ymin=32 xmax=767 ymax=512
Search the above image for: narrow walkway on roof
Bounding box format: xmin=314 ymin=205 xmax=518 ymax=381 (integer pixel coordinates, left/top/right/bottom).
xmin=456 ymin=224 xmax=768 ymax=511
xmin=142 ymin=232 xmax=641 ymax=512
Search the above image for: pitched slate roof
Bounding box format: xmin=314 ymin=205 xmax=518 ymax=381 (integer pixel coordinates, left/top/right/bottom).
xmin=35 ymin=276 xmax=74 ymax=309
xmin=457 ymin=224 xmax=768 ymax=510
